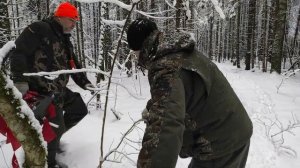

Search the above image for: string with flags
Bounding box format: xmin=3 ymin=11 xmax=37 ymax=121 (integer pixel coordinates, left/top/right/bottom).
xmin=0 ymin=91 xmax=57 ymax=168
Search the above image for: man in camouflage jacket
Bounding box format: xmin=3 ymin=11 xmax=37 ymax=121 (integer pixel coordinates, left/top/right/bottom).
xmin=10 ymin=2 xmax=93 ymax=167
xmin=127 ymin=18 xmax=253 ymax=168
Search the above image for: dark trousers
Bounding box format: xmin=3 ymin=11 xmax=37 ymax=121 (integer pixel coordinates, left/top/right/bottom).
xmin=48 ymin=88 xmax=88 ymax=167
xmin=188 ymin=141 xmax=250 ymax=168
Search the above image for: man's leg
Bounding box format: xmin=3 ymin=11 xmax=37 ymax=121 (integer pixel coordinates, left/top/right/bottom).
xmin=63 ymin=88 xmax=88 ymax=131
xmin=188 ymin=141 xmax=250 ymax=168
xmin=47 ymin=104 xmax=66 ymax=167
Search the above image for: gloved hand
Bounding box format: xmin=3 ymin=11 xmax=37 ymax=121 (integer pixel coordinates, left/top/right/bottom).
xmin=85 ymin=83 xmax=96 ymax=94
xmin=14 ymin=82 xmax=29 ymax=95
xmin=85 ymin=83 xmax=96 ymax=90
xmin=142 ymin=108 xmax=149 ymax=119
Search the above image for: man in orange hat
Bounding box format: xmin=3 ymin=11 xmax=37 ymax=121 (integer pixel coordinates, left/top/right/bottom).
xmin=9 ymin=2 xmax=94 ymax=167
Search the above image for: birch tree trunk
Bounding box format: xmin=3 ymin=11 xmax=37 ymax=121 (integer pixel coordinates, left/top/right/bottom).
xmin=0 ymin=72 xmax=46 ymax=168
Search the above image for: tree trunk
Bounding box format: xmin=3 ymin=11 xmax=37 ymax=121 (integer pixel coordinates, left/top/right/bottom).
xmin=175 ymin=0 xmax=183 ymax=31
xmin=271 ymin=0 xmax=287 ymax=73
xmin=245 ymin=0 xmax=256 ymax=70
xmin=0 ymin=0 xmax=11 ymax=47
xmin=252 ymin=0 xmax=260 ymax=69
xmin=236 ymin=0 xmax=241 ymax=68
xmin=0 ymin=72 xmax=46 ymax=168
xmin=218 ymin=20 xmax=222 ymax=63
xmin=218 ymin=0 xmax=223 ymax=63
xmin=215 ymin=18 xmax=219 ymax=61
xmin=102 ymin=3 xmax=112 ymax=71
xmin=79 ymin=3 xmax=86 ymax=67
xmin=75 ymin=1 xmax=82 ymax=64
xmin=208 ymin=14 xmax=214 ymax=60
xmin=258 ymin=0 xmax=268 ymax=72
xmin=228 ymin=17 xmax=232 ymax=60
xmin=290 ymin=4 xmax=300 ymax=69
xmin=266 ymin=0 xmax=275 ymax=71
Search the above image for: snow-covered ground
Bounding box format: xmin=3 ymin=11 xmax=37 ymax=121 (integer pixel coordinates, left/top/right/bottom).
xmin=1 ymin=61 xmax=300 ymax=168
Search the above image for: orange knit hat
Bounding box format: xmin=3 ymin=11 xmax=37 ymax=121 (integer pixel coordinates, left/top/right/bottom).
xmin=54 ymin=2 xmax=79 ymax=20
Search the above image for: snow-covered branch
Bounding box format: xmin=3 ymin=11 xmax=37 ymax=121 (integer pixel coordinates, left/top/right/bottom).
xmin=23 ymin=68 xmax=110 ymax=80
xmin=254 ymin=112 xmax=299 ymax=158
xmin=135 ymin=10 xmax=175 ymax=19
xmin=0 ymin=41 xmax=15 ymax=67
xmin=164 ymin=0 xmax=175 ymax=9
xmin=210 ymin=0 xmax=225 ymax=19
xmin=110 ymin=81 xmax=146 ymax=100
xmin=102 ymin=119 xmax=143 ymax=162
xmin=85 ymin=80 xmax=145 ymax=101
xmin=101 ymin=18 xmax=126 ymax=26
xmin=76 ymin=0 xmax=133 ymax=11
xmin=276 ymin=69 xmax=300 ymax=93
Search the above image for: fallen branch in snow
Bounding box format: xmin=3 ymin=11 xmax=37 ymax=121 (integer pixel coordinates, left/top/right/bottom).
xmin=105 ymin=151 xmax=137 ymax=166
xmin=110 ymin=81 xmax=146 ymax=100
xmin=255 ymin=112 xmax=300 ymax=158
xmin=276 ymin=69 xmax=300 ymax=93
xmin=101 ymin=119 xmax=143 ymax=164
xmin=271 ymin=113 xmax=300 ymax=138
xmin=271 ymin=114 xmax=299 ymax=157
xmin=111 ymin=108 xmax=121 ymax=120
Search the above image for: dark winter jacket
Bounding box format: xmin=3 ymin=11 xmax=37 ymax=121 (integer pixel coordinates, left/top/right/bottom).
xmin=137 ymin=31 xmax=253 ymax=168
xmin=10 ymin=17 xmax=91 ymax=104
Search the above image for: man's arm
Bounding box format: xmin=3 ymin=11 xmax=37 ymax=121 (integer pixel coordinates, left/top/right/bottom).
xmin=10 ymin=24 xmax=42 ymax=95
xmin=69 ymin=51 xmax=92 ymax=89
xmin=10 ymin=25 xmax=41 ymax=83
xmin=138 ymin=66 xmax=185 ymax=168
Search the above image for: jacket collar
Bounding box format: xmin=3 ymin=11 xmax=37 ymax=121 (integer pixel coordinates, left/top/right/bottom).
xmin=139 ymin=30 xmax=196 ymax=69
xmin=43 ymin=17 xmax=66 ymax=38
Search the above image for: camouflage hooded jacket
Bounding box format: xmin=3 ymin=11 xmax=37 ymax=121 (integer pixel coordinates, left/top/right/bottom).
xmin=10 ymin=17 xmax=91 ymax=105
xmin=137 ymin=31 xmax=253 ymax=168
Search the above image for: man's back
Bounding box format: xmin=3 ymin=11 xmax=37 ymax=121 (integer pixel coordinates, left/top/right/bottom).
xmin=178 ymin=50 xmax=253 ymax=160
